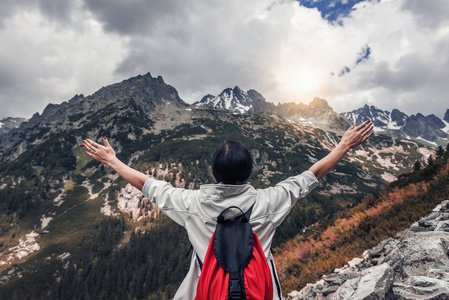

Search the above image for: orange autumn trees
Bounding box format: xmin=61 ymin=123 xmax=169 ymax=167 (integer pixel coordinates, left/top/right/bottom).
xmin=274 ymin=150 xmax=449 ymax=293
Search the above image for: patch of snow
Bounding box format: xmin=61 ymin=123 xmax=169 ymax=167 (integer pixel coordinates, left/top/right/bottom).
xmin=373 ymin=126 xmax=385 ymax=132
xmin=0 ymin=231 xmax=40 ymax=265
xmin=40 ymin=215 xmax=53 ymax=229
xmin=386 ymin=123 xmax=401 ymax=130
xmin=381 ymin=172 xmax=397 ymax=182
xmin=417 ymin=147 xmax=434 ymax=158
xmin=416 ymin=136 xmax=437 ymax=146
xmin=265 ymin=141 xmax=274 ymax=148
xmin=53 ymin=181 xmax=68 ymax=206
xmin=325 ymin=132 xmax=338 ymax=147
xmin=185 ymin=108 xmax=192 ymax=111
xmin=441 ymin=120 xmax=449 ymax=134
xmin=376 ymin=155 xmax=398 ymax=169
xmin=0 ymin=122 xmax=3 ymax=128
xmin=354 ymin=149 xmax=371 ymax=158
xmin=305 ymin=154 xmax=318 ymax=163
xmin=57 ymin=252 xmax=71 ymax=261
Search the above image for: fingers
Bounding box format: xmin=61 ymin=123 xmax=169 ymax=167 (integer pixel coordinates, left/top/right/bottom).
xmin=84 ymin=138 xmax=100 ymax=149
xmin=355 ymin=120 xmax=371 ymax=131
xmin=361 ymin=123 xmax=373 ymax=136
xmin=362 ymin=131 xmax=374 ymax=142
xmin=83 ymin=140 xmax=96 ymax=153
xmin=83 ymin=138 xmax=104 ymax=156
xmin=103 ymin=136 xmax=111 ymax=149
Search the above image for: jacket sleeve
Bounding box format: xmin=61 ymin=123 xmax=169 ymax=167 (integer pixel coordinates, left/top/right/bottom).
xmin=259 ymin=171 xmax=319 ymax=228
xmin=142 ymin=178 xmax=196 ymax=227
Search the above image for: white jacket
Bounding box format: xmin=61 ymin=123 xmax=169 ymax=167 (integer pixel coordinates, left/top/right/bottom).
xmin=142 ymin=170 xmax=319 ymax=300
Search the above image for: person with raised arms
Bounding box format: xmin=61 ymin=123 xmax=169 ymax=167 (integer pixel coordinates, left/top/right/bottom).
xmin=83 ymin=120 xmax=373 ymax=299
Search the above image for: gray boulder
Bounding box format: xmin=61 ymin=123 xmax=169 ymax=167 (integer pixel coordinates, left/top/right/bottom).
xmin=287 ymin=200 xmax=449 ymax=300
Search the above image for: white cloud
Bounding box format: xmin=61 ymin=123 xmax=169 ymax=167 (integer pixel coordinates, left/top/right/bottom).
xmin=0 ymin=0 xmax=448 ymax=119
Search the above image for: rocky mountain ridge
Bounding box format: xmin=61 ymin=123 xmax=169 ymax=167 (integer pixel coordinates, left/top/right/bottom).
xmin=0 ymin=117 xmax=27 ymax=136
xmin=194 ymin=86 xmax=349 ymax=132
xmin=287 ymin=200 xmax=449 ymax=300
xmin=0 ymin=73 xmax=188 ymax=162
xmin=342 ymin=105 xmax=449 ymax=146
xmin=194 ymin=86 xmax=449 ymax=145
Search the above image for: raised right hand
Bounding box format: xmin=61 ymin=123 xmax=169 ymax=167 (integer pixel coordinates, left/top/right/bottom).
xmin=339 ymin=120 xmax=373 ymax=150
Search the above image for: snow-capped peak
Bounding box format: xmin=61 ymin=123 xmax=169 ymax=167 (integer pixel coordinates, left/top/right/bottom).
xmin=193 ymin=86 xmax=254 ymax=114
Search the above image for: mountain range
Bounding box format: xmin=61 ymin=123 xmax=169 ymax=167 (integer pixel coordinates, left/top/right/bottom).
xmin=342 ymin=105 xmax=449 ymax=147
xmin=194 ymin=86 xmax=449 ymax=146
xmin=0 ymin=72 xmax=445 ymax=299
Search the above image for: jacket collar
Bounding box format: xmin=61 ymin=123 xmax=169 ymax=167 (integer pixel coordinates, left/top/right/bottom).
xmin=198 ymin=183 xmax=257 ymax=220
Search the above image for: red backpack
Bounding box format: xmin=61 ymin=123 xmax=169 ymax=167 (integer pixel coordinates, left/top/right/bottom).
xmin=195 ymin=205 xmax=273 ymax=300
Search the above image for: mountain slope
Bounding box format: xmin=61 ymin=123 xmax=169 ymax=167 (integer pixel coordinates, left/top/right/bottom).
xmin=274 ymin=151 xmax=449 ymax=297
xmin=0 ymin=73 xmax=436 ymax=299
xmin=194 ymin=87 xmax=349 ymax=132
xmin=341 ymin=105 xmax=449 ymax=146
xmin=0 ymin=117 xmax=27 ymax=136
xmin=288 ymin=199 xmax=449 ymax=299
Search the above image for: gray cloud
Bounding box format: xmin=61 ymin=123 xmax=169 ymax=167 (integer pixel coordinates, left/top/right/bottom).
xmin=402 ymin=0 xmax=449 ymax=29
xmin=83 ymin=0 xmax=190 ymax=36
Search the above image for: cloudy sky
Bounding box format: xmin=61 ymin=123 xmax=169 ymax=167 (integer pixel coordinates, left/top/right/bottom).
xmin=0 ymin=0 xmax=448 ymax=120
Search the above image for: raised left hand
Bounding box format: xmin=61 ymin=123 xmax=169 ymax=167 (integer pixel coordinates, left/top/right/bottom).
xmin=83 ymin=137 xmax=116 ymax=166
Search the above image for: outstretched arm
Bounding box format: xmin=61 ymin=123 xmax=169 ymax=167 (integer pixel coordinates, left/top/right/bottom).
xmin=309 ymin=121 xmax=373 ymax=181
xmin=83 ymin=137 xmax=149 ymax=191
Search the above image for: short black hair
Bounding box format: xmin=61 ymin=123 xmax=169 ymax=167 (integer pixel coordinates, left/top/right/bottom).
xmin=212 ymin=141 xmax=253 ymax=184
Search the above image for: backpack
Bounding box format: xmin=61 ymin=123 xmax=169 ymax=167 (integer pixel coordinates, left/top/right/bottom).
xmin=195 ymin=205 xmax=273 ymax=300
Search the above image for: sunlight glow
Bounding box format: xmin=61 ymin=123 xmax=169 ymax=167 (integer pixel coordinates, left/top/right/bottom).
xmin=275 ymin=66 xmax=325 ymax=102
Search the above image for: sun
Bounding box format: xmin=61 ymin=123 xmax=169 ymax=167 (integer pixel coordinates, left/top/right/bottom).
xmin=275 ymin=66 xmax=324 ymax=101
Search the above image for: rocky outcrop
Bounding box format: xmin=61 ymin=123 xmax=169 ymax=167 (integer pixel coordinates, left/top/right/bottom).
xmin=0 ymin=117 xmax=27 ymax=136
xmin=195 ymin=90 xmax=350 ymax=132
xmin=341 ymin=105 xmax=449 ymax=146
xmin=287 ymin=200 xmax=449 ymax=300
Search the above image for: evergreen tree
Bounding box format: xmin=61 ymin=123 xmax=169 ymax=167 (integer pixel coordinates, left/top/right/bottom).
xmin=436 ymin=146 xmax=444 ymax=159
xmin=427 ymin=155 xmax=434 ymax=166
xmin=413 ymin=160 xmax=421 ymax=172
xmin=445 ymin=143 xmax=449 ymax=159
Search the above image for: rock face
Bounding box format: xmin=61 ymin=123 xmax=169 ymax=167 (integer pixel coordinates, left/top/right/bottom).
xmin=276 ymin=98 xmax=350 ymax=132
xmin=341 ymin=105 xmax=449 ymax=146
xmin=287 ymin=200 xmax=449 ymax=300
xmin=194 ymin=86 xmax=278 ymax=114
xmin=0 ymin=117 xmax=27 ymax=135
xmin=0 ymin=72 xmax=188 ymax=161
xmin=195 ymin=89 xmax=349 ymax=132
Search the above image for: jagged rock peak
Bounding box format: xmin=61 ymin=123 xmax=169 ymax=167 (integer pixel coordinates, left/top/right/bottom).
xmin=308 ymin=97 xmax=331 ymax=109
xmin=287 ymin=200 xmax=449 ymax=300
xmin=91 ymin=72 xmax=186 ymax=106
xmin=444 ymin=109 xmax=449 ymax=123
xmin=193 ymin=86 xmax=256 ymax=114
xmin=341 ymin=105 xmax=449 ymax=146
xmin=341 ymin=104 xmax=397 ymax=128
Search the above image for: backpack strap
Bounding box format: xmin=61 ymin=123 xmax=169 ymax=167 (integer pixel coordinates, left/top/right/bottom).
xmin=196 ymin=253 xmax=203 ymax=270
